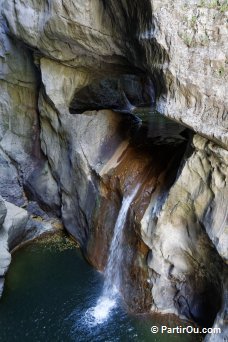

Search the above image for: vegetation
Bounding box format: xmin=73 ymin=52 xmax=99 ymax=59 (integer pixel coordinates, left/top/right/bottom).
xmin=198 ymin=0 xmax=228 ymax=12
xmin=218 ymin=66 xmax=225 ymax=77
xmin=190 ymin=15 xmax=197 ymax=28
xmin=182 ymin=33 xmax=194 ymax=47
xmin=34 ymin=231 xmax=79 ymax=251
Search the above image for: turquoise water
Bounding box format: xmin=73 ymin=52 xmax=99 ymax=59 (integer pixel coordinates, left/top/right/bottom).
xmin=0 ymin=234 xmax=202 ymax=342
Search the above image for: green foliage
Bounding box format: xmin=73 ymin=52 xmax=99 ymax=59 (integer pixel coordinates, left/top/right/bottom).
xmin=198 ymin=0 xmax=228 ymax=12
xmin=218 ymin=66 xmax=225 ymax=77
xmin=182 ymin=33 xmax=194 ymax=47
xmin=208 ymin=0 xmax=219 ymax=8
xmin=220 ymin=1 xmax=228 ymax=11
xmin=199 ymin=0 xmax=206 ymax=6
xmin=190 ymin=15 xmax=197 ymax=28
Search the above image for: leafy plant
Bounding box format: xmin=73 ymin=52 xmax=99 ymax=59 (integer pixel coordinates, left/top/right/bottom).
xmin=190 ymin=15 xmax=197 ymax=28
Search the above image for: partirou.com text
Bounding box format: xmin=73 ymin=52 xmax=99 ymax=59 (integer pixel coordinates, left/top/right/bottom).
xmin=150 ymin=325 xmax=221 ymax=335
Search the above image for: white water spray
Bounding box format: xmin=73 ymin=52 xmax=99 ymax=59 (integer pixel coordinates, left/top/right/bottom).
xmin=139 ymin=29 xmax=154 ymax=40
xmin=85 ymin=186 xmax=140 ymax=325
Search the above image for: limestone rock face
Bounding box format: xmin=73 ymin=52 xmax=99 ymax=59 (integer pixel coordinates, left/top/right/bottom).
xmin=141 ymin=135 xmax=227 ymax=326
xmin=0 ymin=16 xmax=39 ymax=206
xmin=0 ymin=0 xmax=227 ymax=338
xmin=0 ymin=198 xmax=29 ymax=295
xmin=0 ymin=9 xmax=60 ymax=212
xmin=0 ymin=195 xmax=61 ymax=297
xmin=0 ymin=12 xmax=62 ymax=297
xmin=0 ymin=198 xmax=6 ymax=228
xmin=1 ymin=0 xmax=128 ymax=72
xmin=143 ymin=0 xmax=228 ymax=148
xmin=2 ymin=0 xmax=227 ymax=146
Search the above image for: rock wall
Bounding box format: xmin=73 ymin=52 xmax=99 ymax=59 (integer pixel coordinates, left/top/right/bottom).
xmin=0 ymin=195 xmax=61 ymax=296
xmin=142 ymin=135 xmax=227 ymax=326
xmin=0 ymin=0 xmax=227 ymax=339
xmin=141 ymin=0 xmax=228 ymax=148
xmin=2 ymin=0 xmax=227 ymax=147
xmin=0 ymin=197 xmax=28 ymax=296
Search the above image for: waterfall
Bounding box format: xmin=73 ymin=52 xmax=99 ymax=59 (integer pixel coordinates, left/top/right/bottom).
xmin=85 ymin=186 xmax=140 ymax=325
xmin=139 ymin=28 xmax=154 ymax=40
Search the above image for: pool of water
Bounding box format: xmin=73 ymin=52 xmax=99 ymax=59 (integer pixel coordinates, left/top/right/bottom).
xmin=0 ymin=234 xmax=202 ymax=342
xmin=132 ymin=107 xmax=187 ymax=142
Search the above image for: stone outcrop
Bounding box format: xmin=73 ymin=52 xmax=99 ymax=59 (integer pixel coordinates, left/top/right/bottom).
xmin=142 ymin=0 xmax=228 ymax=148
xmin=0 ymin=0 xmax=227 ymax=339
xmin=142 ymin=135 xmax=227 ymax=326
xmin=2 ymin=0 xmax=226 ymax=146
xmin=0 ymin=197 xmax=28 ymax=296
xmin=0 ymin=193 xmax=61 ymax=297
xmin=69 ymin=74 xmax=155 ymax=114
xmin=0 ymin=6 xmax=60 ymax=212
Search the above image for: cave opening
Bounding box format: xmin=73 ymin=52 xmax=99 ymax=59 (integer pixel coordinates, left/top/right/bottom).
xmin=68 ymin=79 xmax=224 ymax=330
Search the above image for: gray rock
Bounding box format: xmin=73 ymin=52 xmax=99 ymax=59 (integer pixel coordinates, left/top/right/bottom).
xmin=70 ymin=75 xmax=155 ymax=113
xmin=0 ymin=196 xmax=7 ymax=226
xmin=141 ymin=135 xmax=227 ymax=327
xmin=0 ymin=0 xmax=227 ymax=332
xmin=205 ymin=280 xmax=228 ymax=341
xmin=0 ymin=12 xmax=61 ymax=213
xmin=0 ymin=201 xmax=29 ymax=282
xmin=2 ymin=0 xmax=227 ymax=146
xmin=0 ymin=198 xmax=59 ymax=297
xmin=0 ymin=11 xmax=41 ymax=207
xmin=24 ymin=161 xmax=61 ymax=216
xmin=0 ymin=149 xmax=25 ymax=206
xmin=2 ymin=201 xmax=29 ymax=250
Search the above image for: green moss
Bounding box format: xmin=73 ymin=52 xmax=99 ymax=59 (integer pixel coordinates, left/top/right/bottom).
xmin=218 ymin=66 xmax=225 ymax=77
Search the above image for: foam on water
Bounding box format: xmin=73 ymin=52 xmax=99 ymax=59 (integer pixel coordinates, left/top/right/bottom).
xmin=84 ymin=296 xmax=117 ymax=326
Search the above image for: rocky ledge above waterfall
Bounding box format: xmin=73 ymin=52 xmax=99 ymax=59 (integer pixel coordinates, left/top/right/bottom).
xmin=1 ymin=0 xmax=227 ymax=147
xmin=0 ymin=0 xmax=227 ymax=340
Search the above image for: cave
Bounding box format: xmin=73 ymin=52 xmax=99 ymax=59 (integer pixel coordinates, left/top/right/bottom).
xmin=68 ymin=77 xmax=223 ymax=328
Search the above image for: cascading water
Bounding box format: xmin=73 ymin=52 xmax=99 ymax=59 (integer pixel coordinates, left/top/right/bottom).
xmin=85 ymin=185 xmax=140 ymax=325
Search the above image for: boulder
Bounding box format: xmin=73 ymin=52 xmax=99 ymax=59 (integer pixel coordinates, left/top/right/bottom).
xmin=0 ymin=199 xmax=29 ymax=295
